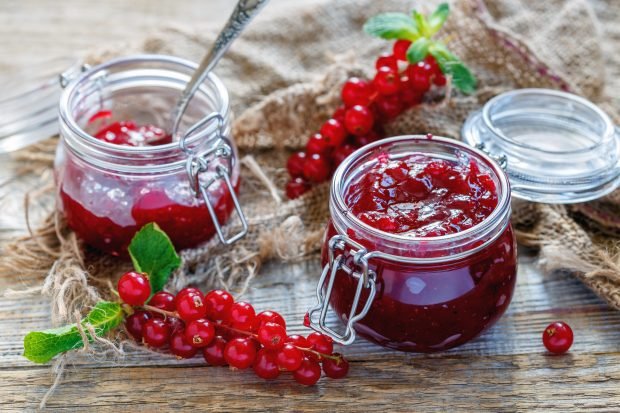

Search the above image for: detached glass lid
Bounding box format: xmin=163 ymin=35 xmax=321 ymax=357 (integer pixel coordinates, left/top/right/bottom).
xmin=462 ymin=88 xmax=620 ymax=204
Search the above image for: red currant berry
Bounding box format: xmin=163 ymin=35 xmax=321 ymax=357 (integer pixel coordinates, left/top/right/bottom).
xmin=203 ymin=336 xmax=228 ymax=366
xmin=253 ymin=349 xmax=280 ymax=380
xmin=319 ymin=119 xmax=347 ymax=147
xmin=303 ymin=153 xmax=331 ymax=183
xmin=332 ymin=106 xmax=347 ymax=123
xmin=399 ymin=76 xmax=423 ymax=107
xmin=293 ymin=358 xmax=322 ymax=386
xmin=148 ymin=291 xmax=175 ymax=312
xmin=286 ymin=151 xmax=307 ymax=178
xmin=374 ymin=95 xmax=404 ymax=120
xmin=341 ymin=77 xmax=374 ymax=107
xmin=117 ymin=271 xmax=150 ymax=306
xmin=344 ymin=105 xmax=374 ymax=136
xmin=176 ymin=290 xmax=207 ymax=322
xmin=306 ymin=133 xmax=330 ymax=155
xmin=322 ymin=353 xmax=349 ymax=379
xmin=166 ymin=316 xmax=185 ymax=335
xmin=255 ymin=310 xmax=286 ymax=330
xmin=185 ymin=319 xmax=216 ymax=348
xmin=142 ymin=318 xmax=171 ymax=348
xmin=286 ymin=177 xmax=310 ymax=199
xmin=542 ymin=321 xmax=574 ymax=354
xmin=257 ymin=322 xmax=287 ymax=350
xmin=125 ymin=310 xmax=151 ymax=341
xmin=424 ymin=55 xmax=441 ymax=75
xmin=229 ymin=301 xmax=256 ymax=330
xmin=433 ymin=73 xmax=447 ymax=86
xmin=375 ymin=53 xmax=398 ymax=71
xmin=224 ymin=337 xmax=257 ymax=369
xmin=169 ymin=331 xmax=198 ymax=359
xmin=407 ymin=62 xmax=432 ymax=93
xmin=204 ymin=289 xmax=234 ymax=321
xmin=373 ymin=67 xmax=401 ymax=96
xmin=307 ymin=332 xmax=334 ymax=355
xmin=393 ymin=39 xmax=412 ymax=61
xmin=175 ymin=287 xmax=201 ymax=303
xmin=276 ymin=343 xmax=303 ymax=371
xmin=332 ymin=144 xmax=356 ymax=167
xmin=286 ymin=334 xmax=311 ymax=349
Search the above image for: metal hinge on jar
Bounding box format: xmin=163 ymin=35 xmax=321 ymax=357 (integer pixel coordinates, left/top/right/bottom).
xmin=306 ymin=234 xmax=377 ymax=345
xmin=180 ymin=112 xmax=248 ymax=245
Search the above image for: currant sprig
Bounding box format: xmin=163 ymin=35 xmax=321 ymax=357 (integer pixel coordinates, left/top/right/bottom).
xmin=364 ymin=3 xmax=477 ymax=94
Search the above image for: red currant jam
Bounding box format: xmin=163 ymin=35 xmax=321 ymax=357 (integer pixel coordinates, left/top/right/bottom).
xmin=322 ymin=148 xmax=517 ymax=352
xmin=57 ymin=116 xmax=238 ymax=256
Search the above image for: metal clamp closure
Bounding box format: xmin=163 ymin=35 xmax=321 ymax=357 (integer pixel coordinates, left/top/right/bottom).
xmin=307 ymin=235 xmax=377 ymax=345
xmin=180 ymin=112 xmax=248 ymax=245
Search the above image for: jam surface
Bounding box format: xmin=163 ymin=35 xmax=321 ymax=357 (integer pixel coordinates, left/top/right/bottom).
xmin=345 ymin=153 xmax=498 ymax=237
xmin=89 ymin=111 xmax=173 ymax=147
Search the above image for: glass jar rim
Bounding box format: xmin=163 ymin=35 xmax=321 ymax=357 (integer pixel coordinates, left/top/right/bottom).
xmin=330 ymin=135 xmax=512 ymax=261
xmin=58 ymin=54 xmax=231 ymax=169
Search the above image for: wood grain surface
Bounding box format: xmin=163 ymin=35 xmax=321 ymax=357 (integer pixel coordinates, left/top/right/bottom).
xmin=1 ymin=1 xmax=620 ymax=412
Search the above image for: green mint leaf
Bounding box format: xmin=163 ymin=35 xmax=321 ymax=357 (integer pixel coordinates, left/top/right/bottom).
xmin=428 ymin=3 xmax=450 ymax=35
xmin=429 ymin=43 xmax=477 ymax=94
xmin=23 ymin=301 xmax=123 ymax=364
xmin=407 ymin=38 xmax=432 ymax=63
xmin=364 ymin=13 xmax=420 ymax=40
xmin=128 ymin=223 xmax=181 ymax=293
xmin=412 ymin=10 xmax=431 ymax=38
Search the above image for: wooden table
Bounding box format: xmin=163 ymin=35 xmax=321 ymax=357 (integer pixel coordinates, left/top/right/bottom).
xmin=2 ymin=1 xmax=620 ymax=412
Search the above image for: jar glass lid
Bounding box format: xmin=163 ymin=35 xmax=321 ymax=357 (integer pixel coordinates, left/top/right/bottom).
xmin=462 ymin=88 xmax=620 ymax=204
xmin=0 ymin=57 xmax=81 ymax=153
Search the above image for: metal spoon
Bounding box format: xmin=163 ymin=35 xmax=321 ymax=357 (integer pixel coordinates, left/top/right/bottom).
xmin=170 ymin=0 xmax=269 ymax=138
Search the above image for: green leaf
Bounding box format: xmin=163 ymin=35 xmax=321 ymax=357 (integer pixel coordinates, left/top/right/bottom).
xmin=412 ymin=10 xmax=431 ymax=38
xmin=428 ymin=3 xmax=450 ymax=35
xmin=23 ymin=301 xmax=124 ymax=364
xmin=429 ymin=43 xmax=477 ymax=94
xmin=406 ymin=38 xmax=432 ymax=63
xmin=364 ymin=13 xmax=420 ymax=40
xmin=128 ymin=223 xmax=181 ymax=293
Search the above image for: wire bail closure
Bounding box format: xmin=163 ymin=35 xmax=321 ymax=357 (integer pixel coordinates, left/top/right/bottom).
xmin=307 ymin=234 xmax=377 ymax=345
xmin=180 ymin=112 xmax=248 ymax=246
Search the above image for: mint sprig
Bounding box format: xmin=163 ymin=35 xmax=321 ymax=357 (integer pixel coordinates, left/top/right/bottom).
xmin=364 ymin=3 xmax=477 ymax=94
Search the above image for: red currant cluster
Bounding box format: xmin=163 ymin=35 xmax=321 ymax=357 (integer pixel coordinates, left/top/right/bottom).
xmin=118 ymin=271 xmax=348 ymax=385
xmin=285 ymin=39 xmax=446 ymax=199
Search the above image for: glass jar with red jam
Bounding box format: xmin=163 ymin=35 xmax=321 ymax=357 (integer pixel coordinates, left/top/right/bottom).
xmin=55 ymin=55 xmax=247 ymax=256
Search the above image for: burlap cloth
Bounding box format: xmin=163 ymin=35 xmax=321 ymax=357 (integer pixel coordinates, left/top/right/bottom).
xmin=3 ymin=0 xmax=620 ymax=326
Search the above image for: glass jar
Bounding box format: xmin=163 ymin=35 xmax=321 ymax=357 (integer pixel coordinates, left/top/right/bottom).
xmin=55 ymin=55 xmax=247 ymax=256
xmin=308 ymin=136 xmax=516 ymax=352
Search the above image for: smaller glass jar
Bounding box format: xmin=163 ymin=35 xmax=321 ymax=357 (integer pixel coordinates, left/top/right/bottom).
xmin=308 ymin=136 xmax=517 ymax=352
xmin=55 ymin=55 xmax=247 ymax=256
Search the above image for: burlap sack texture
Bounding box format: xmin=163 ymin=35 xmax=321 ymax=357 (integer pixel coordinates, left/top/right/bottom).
xmin=3 ymin=0 xmax=620 ymax=325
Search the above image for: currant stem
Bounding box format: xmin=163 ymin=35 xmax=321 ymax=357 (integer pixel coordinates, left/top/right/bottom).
xmin=141 ymin=304 xmax=178 ymax=319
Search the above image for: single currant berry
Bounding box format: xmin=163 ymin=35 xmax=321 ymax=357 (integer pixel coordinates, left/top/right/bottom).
xmin=332 ymin=106 xmax=347 ymax=124
xmin=322 ymin=353 xmax=349 ymax=379
xmin=253 ymin=349 xmax=281 ymax=380
xmin=319 ymin=119 xmax=347 ymax=147
xmin=307 ymin=332 xmax=334 ymax=355
xmin=306 ymin=133 xmax=331 ymax=155
xmin=373 ymin=67 xmax=401 ymax=96
xmin=257 ymin=322 xmax=287 ymax=350
xmin=407 ymin=62 xmax=432 ymax=93
xmin=332 ymin=144 xmax=356 ymax=167
xmin=375 ymin=53 xmax=398 ymax=71
xmin=229 ymin=301 xmax=256 ymax=330
xmin=393 ymin=39 xmax=412 ymax=61
xmin=424 ymin=55 xmax=442 ymax=75
xmin=224 ymin=337 xmax=257 ymax=369
xmin=185 ymin=319 xmax=216 ymax=348
xmin=117 ymin=271 xmax=151 ymax=306
xmin=203 ymin=336 xmax=228 ymax=366
xmin=176 ymin=290 xmax=207 ymax=322
xmin=175 ymin=287 xmax=201 ymax=303
xmin=125 ymin=310 xmax=151 ymax=341
xmin=286 ymin=151 xmax=307 ymax=178
xmin=142 ymin=318 xmax=171 ymax=348
xmin=286 ymin=334 xmax=311 ymax=349
xmin=169 ymin=331 xmax=198 ymax=359
xmin=303 ymin=153 xmax=331 ymax=183
xmin=166 ymin=316 xmax=185 ymax=335
xmin=276 ymin=343 xmax=304 ymax=371
xmin=341 ymin=77 xmax=374 ymax=107
xmin=344 ymin=105 xmax=374 ymax=136
xmin=286 ymin=177 xmax=310 ymax=199
xmin=374 ymin=95 xmax=404 ymax=120
xmin=255 ymin=310 xmax=286 ymax=330
xmin=542 ymin=321 xmax=574 ymax=354
xmin=204 ymin=289 xmax=234 ymax=321
xmin=433 ymin=73 xmax=447 ymax=86
xmin=293 ymin=358 xmax=322 ymax=386
xmin=148 ymin=291 xmax=176 ymax=312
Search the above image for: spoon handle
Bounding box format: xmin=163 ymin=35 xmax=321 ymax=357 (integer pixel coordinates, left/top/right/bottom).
xmin=171 ymin=0 xmax=269 ymax=136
